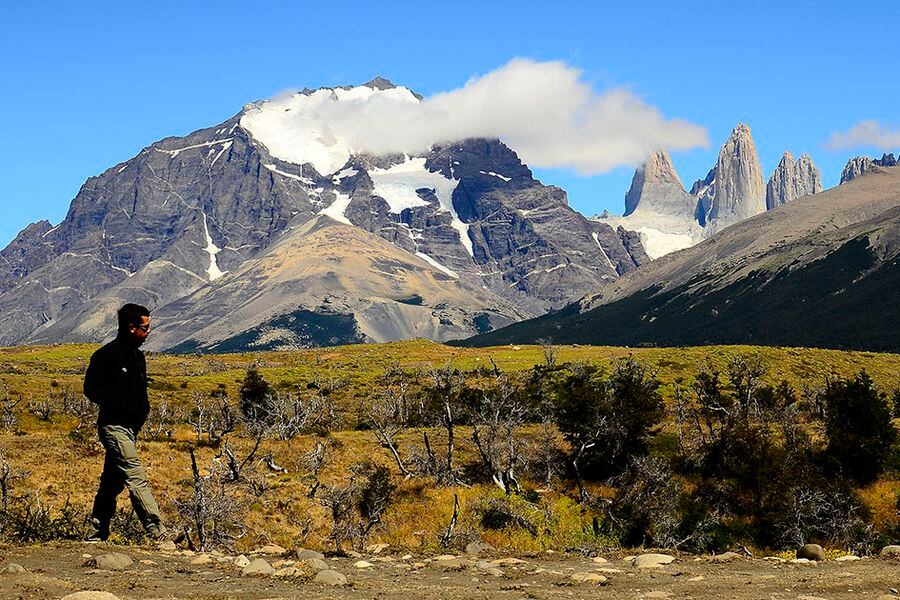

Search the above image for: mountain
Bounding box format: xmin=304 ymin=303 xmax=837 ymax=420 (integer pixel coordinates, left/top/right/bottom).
xmin=765 ymin=152 xmax=823 ymax=209
xmin=597 ymin=124 xmax=827 ymax=259
xmin=841 ymin=153 xmax=898 ymax=184
xmin=457 ymin=164 xmax=900 ymax=352
xmin=700 ymin=123 xmax=767 ymax=233
xmin=0 ymin=79 xmax=646 ymax=351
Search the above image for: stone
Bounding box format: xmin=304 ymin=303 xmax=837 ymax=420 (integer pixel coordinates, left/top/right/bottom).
xmin=233 ymin=555 xmax=250 ymax=568
xmin=434 ymin=554 xmax=458 ymax=561
xmin=89 ymin=553 xmax=133 ymax=571
xmin=688 ymin=576 xmax=705 ymax=581
xmin=476 ymin=561 xmax=503 ymax=576
xmin=491 ymin=557 xmax=527 ymax=565
xmin=241 ymin=558 xmax=274 ymax=576
xmin=570 ymin=572 xmax=607 ymax=584
xmin=797 ymin=544 xmax=826 ymax=561
xmin=365 ymin=542 xmax=389 ymax=554
xmin=880 ymin=545 xmax=900 ymax=558
xmin=314 ymin=569 xmax=349 ymax=586
xmin=272 ymin=559 xmax=295 ymax=568
xmin=256 ymin=543 xmax=287 ymax=555
xmin=295 ymin=548 xmax=326 ymax=560
xmin=299 ymin=557 xmax=330 ymax=571
xmin=273 ymin=567 xmax=304 ymax=578
xmin=401 ymin=554 xmax=413 ymax=560
xmin=435 ymin=557 xmax=468 ymax=571
xmin=0 ymin=563 xmax=27 ymax=574
xmin=157 ymin=540 xmax=177 ymax=552
xmin=591 ymin=556 xmax=608 ymax=564
xmin=632 ymin=553 xmax=675 ymax=569
xmin=834 ymin=555 xmax=861 ymax=562
xmin=465 ymin=540 xmax=495 ymax=555
xmin=597 ymin=568 xmax=624 ymax=574
xmin=790 ymin=558 xmax=817 ymax=566
xmin=353 ymin=560 xmax=374 ymax=569
xmin=61 ymin=593 xmax=121 ymax=600
xmin=711 ymin=551 xmax=742 ymax=563
xmin=190 ymin=555 xmax=213 ymax=566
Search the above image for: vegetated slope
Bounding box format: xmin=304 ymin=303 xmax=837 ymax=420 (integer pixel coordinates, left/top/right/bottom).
xmin=458 ymin=166 xmax=900 ymax=351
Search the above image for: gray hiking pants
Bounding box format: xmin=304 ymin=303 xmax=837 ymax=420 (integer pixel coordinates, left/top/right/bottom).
xmin=90 ymin=424 xmax=162 ymax=534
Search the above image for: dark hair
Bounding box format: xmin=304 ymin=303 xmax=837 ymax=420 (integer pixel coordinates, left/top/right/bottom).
xmin=117 ymin=303 xmax=150 ymax=334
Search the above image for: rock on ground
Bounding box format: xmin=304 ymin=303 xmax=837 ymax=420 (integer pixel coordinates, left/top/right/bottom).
xmin=299 ymin=557 xmax=330 ymax=571
xmin=797 ymin=544 xmax=825 ymax=561
xmin=241 ymin=558 xmax=274 ymax=576
xmin=880 ymin=545 xmax=900 ymax=558
xmin=0 ymin=563 xmax=26 ymax=574
xmin=465 ymin=540 xmax=495 ymax=555
xmin=61 ymin=593 xmax=121 ymax=600
xmin=233 ymin=555 xmax=250 ymax=568
xmin=315 ymin=569 xmax=349 ymax=586
xmin=570 ymin=572 xmax=607 ymax=584
xmin=633 ymin=553 xmax=675 ymax=568
xmin=88 ymin=553 xmax=133 ymax=571
xmin=296 ymin=548 xmax=326 ymax=560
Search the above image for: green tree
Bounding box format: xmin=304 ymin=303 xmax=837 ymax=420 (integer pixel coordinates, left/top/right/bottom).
xmin=820 ymin=370 xmax=897 ymax=485
xmin=239 ymin=365 xmax=274 ymax=425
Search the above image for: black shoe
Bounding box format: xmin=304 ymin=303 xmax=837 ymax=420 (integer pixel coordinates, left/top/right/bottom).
xmin=84 ymin=532 xmax=108 ymax=543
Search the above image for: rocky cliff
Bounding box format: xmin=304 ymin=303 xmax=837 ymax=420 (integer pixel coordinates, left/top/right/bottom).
xmin=841 ymin=153 xmax=898 ymax=184
xmin=765 ymin=152 xmax=823 ymax=209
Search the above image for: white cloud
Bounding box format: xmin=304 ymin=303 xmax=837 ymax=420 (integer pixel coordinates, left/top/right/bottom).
xmin=240 ymin=59 xmax=709 ymax=176
xmin=826 ymin=120 xmax=900 ymax=151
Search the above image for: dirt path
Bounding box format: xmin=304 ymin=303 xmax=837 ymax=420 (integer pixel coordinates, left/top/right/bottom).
xmin=0 ymin=543 xmax=898 ymax=600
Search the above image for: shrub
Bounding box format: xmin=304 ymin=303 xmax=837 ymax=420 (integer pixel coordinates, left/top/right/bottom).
xmin=820 ymin=371 xmax=897 ymax=485
xmin=239 ymin=365 xmax=274 ymax=425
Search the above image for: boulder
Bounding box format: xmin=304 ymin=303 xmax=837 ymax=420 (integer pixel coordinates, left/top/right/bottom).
xmin=190 ymin=555 xmax=212 ymax=566
xmin=570 ymin=572 xmax=607 ymax=585
xmin=89 ymin=553 xmax=133 ymax=571
xmin=797 ymin=544 xmax=825 ymax=561
xmin=241 ymin=558 xmax=274 ymax=576
xmin=879 ymin=545 xmax=900 ymax=558
xmin=365 ymin=542 xmax=389 ymax=554
xmin=632 ymin=553 xmax=675 ymax=568
xmin=256 ymin=543 xmax=287 ymax=555
xmin=299 ymin=557 xmax=330 ymax=571
xmin=233 ymin=555 xmax=250 ymax=568
xmin=296 ymin=548 xmax=326 ymax=560
xmin=465 ymin=540 xmax=495 ymax=555
xmin=0 ymin=563 xmax=26 ymax=574
xmin=315 ymin=569 xmax=349 ymax=586
xmin=353 ymin=560 xmax=374 ymax=569
xmin=710 ymin=551 xmax=742 ymax=563
xmin=834 ymin=554 xmax=861 ymax=562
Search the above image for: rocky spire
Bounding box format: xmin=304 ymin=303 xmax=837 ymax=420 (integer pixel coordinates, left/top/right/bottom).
xmin=704 ymin=124 xmax=766 ymax=231
xmin=623 ymin=149 xmax=695 ymax=218
xmin=766 ymin=151 xmax=823 ymax=209
xmin=841 ymin=156 xmax=875 ymax=184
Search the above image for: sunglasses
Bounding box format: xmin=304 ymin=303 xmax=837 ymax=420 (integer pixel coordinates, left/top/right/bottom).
xmin=133 ymin=323 xmax=152 ymax=333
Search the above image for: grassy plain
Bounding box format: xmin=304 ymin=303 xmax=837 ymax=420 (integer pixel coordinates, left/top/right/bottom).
xmin=0 ymin=341 xmax=897 ymax=553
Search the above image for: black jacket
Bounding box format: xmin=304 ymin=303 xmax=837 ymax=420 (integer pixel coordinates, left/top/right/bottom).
xmin=83 ymin=335 xmax=150 ymax=432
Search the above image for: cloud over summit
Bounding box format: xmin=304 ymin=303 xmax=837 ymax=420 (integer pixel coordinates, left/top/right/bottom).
xmin=827 ymin=120 xmax=900 ymax=151
xmin=242 ymin=59 xmax=709 ymax=176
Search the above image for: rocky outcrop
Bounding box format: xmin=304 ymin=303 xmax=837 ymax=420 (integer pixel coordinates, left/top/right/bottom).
xmin=623 ymin=149 xmax=696 ymax=219
xmin=841 ymin=153 xmax=898 ymax=184
xmin=766 ymin=152 xmax=823 ymax=209
xmin=702 ymin=124 xmax=767 ymax=232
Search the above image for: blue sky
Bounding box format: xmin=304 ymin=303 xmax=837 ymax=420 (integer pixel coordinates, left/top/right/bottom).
xmin=2 ymin=1 xmax=899 ymax=247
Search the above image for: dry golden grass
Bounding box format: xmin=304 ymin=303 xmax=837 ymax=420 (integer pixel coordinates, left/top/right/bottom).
xmin=0 ymin=341 xmax=897 ymax=552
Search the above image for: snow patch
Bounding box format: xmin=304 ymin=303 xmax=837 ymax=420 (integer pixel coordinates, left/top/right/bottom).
xmin=117 ymin=165 xmax=128 ymax=174
xmin=480 ymin=170 xmax=512 ymax=182
xmin=415 ymin=251 xmax=459 ymax=279
xmin=332 ymin=167 xmax=358 ymax=184
xmin=209 ymin=141 xmax=232 ymax=167
xmin=319 ymin=191 xmax=353 ymax=225
xmin=155 ymin=138 xmax=233 ymax=158
xmin=262 ymin=163 xmax=315 ymax=186
xmin=370 ymin=156 xmax=473 ymax=257
xmin=42 ymin=225 xmax=59 ymax=238
xmin=200 ymin=212 xmax=225 ymax=281
xmin=591 ymin=232 xmax=617 ymax=271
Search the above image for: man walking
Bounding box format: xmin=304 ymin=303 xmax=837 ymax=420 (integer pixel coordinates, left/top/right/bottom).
xmin=83 ymin=303 xmax=167 ymax=541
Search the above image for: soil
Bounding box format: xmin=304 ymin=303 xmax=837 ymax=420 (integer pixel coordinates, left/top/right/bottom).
xmin=0 ymin=543 xmax=898 ymax=600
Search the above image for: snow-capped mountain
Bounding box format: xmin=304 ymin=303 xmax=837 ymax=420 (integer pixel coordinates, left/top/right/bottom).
xmin=0 ymin=78 xmax=647 ymax=351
